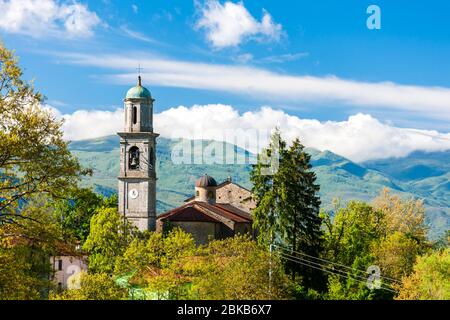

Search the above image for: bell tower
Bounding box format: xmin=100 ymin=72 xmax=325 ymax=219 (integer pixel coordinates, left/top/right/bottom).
xmin=118 ymin=76 xmax=158 ymax=232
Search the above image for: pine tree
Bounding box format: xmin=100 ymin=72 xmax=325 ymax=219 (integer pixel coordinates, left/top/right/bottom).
xmin=251 ymin=131 xmax=323 ymax=288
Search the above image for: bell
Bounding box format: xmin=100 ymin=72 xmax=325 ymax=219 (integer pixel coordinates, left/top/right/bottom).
xmin=130 ymin=157 xmax=138 ymax=167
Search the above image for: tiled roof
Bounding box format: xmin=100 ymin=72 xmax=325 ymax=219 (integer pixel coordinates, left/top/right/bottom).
xmin=158 ymin=205 xmax=220 ymax=223
xmin=158 ymin=201 xmax=252 ymax=224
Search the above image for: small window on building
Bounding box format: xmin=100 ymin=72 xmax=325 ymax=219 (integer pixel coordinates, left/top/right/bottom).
xmin=196 ymin=191 xmax=200 ymax=197
xmin=207 ymin=191 xmax=214 ymax=199
xmin=132 ymin=106 xmax=137 ymax=125
xmin=58 ymin=259 xmax=63 ymax=271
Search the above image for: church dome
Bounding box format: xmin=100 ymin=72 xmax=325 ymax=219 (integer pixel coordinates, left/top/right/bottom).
xmin=195 ymin=174 xmax=218 ymax=188
xmin=126 ymin=76 xmax=152 ymax=99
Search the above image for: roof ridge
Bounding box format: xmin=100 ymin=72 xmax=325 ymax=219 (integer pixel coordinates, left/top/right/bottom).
xmin=215 ymin=203 xmax=252 ymax=220
xmin=196 ymin=201 xmax=251 ymax=222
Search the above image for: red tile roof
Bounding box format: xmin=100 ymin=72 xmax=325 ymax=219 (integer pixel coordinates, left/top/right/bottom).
xmin=158 ymin=201 xmax=252 ymax=224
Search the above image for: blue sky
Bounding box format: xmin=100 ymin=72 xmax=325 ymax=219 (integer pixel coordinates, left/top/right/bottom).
xmin=1 ymin=0 xmax=450 ymax=160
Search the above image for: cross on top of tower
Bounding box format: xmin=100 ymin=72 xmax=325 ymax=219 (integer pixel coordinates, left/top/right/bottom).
xmin=137 ymin=64 xmax=143 ymax=86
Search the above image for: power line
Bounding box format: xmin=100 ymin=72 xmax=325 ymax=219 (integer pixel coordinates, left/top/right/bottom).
xmin=280 ymin=254 xmax=397 ymax=294
xmin=279 ymin=250 xmax=366 ymax=283
xmin=272 ymin=243 xmax=401 ymax=284
xmin=278 ymin=253 xmax=397 ymax=294
xmin=278 ymin=251 xmax=397 ymax=292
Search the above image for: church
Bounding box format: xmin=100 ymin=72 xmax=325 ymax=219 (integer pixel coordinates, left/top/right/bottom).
xmin=117 ymin=77 xmax=255 ymax=243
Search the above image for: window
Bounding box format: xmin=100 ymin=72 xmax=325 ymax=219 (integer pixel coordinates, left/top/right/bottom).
xmin=196 ymin=191 xmax=199 ymax=197
xmin=207 ymin=191 xmax=214 ymax=199
xmin=58 ymin=259 xmax=63 ymax=271
xmin=129 ymin=146 xmax=140 ymax=170
xmin=132 ymin=106 xmax=137 ymax=125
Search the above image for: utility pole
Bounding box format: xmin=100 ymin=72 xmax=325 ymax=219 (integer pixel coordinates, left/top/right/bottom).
xmin=269 ymin=243 xmax=273 ymax=298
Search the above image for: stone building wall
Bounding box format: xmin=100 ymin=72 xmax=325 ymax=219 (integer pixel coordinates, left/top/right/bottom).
xmin=171 ymin=221 xmax=217 ymax=245
xmin=216 ymin=183 xmax=256 ymax=212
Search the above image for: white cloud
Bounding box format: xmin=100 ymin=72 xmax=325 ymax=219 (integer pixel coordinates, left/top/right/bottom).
xmin=260 ymin=52 xmax=309 ymax=63
xmin=57 ymin=108 xmax=123 ymax=141
xmin=131 ymin=4 xmax=138 ymax=14
xmin=233 ymin=53 xmax=253 ymax=63
xmin=53 ymin=104 xmax=450 ymax=162
xmin=0 ymin=0 xmax=100 ymax=38
xmin=120 ymin=25 xmax=159 ymax=44
xmin=59 ymin=52 xmax=450 ymax=122
xmin=195 ymin=0 xmax=283 ymax=48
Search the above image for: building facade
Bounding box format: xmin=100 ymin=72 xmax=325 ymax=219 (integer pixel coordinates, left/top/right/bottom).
xmin=118 ymin=76 xmax=159 ymax=232
xmin=157 ymin=174 xmax=254 ymax=244
xmin=185 ymin=177 xmax=256 ymax=212
xmin=50 ymin=255 xmax=87 ymax=290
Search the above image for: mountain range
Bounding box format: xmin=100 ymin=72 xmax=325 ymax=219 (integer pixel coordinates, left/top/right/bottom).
xmin=69 ymin=135 xmax=449 ymax=239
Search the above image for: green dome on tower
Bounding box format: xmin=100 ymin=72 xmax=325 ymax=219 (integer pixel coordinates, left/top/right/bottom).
xmin=126 ymin=76 xmax=152 ymax=99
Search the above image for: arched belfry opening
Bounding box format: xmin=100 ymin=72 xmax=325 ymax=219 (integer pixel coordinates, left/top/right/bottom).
xmin=129 ymin=146 xmax=140 ymax=170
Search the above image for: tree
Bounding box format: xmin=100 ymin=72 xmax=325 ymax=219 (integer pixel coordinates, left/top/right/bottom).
xmin=396 ymin=249 xmax=450 ymax=300
xmin=187 ymin=235 xmax=291 ymax=300
xmin=278 ymin=139 xmax=322 ymax=284
xmin=114 ymin=230 xmax=292 ymax=300
xmin=0 ymin=246 xmax=43 ymax=300
xmin=82 ymin=207 xmax=137 ymax=274
xmin=372 ymin=231 xmax=426 ymax=281
xmin=0 ymin=43 xmax=88 ymax=221
xmin=322 ymin=191 xmax=433 ymax=300
xmin=49 ymin=272 xmax=128 ymax=300
xmin=114 ymin=232 xmax=164 ymax=277
xmin=251 ymin=131 xmax=322 ymax=287
xmin=115 ymin=228 xmax=195 ymax=299
xmin=0 ymin=196 xmax=70 ymax=300
xmin=322 ymin=201 xmax=384 ymax=267
xmin=373 ymin=188 xmax=428 ymax=243
xmin=53 ymin=189 xmax=116 ymax=244
xmin=250 ymin=130 xmax=284 ymax=245
xmin=322 ymin=201 xmax=389 ymax=300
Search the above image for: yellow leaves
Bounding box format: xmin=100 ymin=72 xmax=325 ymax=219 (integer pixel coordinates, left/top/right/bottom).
xmin=50 ymin=272 xmax=128 ymax=300
xmin=396 ymin=249 xmax=450 ymax=300
xmin=372 ymin=231 xmax=424 ymax=280
xmin=373 ymin=188 xmax=427 ymax=241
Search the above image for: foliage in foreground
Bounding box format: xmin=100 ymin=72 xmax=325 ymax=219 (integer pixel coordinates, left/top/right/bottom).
xmin=80 ymin=214 xmax=292 ymax=300
xmin=50 ymin=272 xmax=128 ymax=300
xmin=396 ymin=248 xmax=450 ymax=300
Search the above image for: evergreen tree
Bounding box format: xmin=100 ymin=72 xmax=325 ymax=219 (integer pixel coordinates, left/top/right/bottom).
xmin=251 ymin=130 xmax=323 ymax=288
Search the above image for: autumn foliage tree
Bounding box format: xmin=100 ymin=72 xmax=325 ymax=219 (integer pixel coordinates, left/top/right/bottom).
xmin=396 ymin=249 xmax=450 ymax=300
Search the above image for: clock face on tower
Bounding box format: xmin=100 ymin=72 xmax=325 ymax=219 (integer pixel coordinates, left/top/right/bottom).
xmin=129 ymin=189 xmax=139 ymax=199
